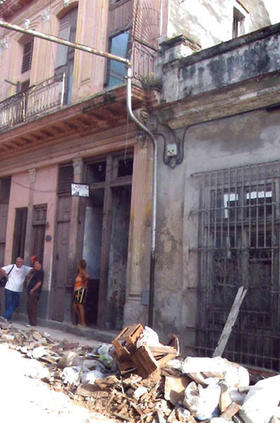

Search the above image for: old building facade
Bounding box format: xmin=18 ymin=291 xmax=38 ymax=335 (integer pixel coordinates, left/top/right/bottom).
xmin=0 ymin=0 xmax=279 ymax=369
xmin=150 ymin=21 xmax=280 ymax=370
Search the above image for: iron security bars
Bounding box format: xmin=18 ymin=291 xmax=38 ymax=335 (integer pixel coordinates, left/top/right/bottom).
xmin=194 ymin=161 xmax=280 ymax=371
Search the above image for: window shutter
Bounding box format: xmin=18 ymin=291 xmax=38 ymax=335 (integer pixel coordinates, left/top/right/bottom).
xmin=55 ymin=8 xmax=77 ymax=69
xmin=55 ymin=26 xmax=71 ymax=68
xmin=57 ymin=164 xmax=74 ymax=195
xmin=21 ymin=39 xmax=33 ymax=73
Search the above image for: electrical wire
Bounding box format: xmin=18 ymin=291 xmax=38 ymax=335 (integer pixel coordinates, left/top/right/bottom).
xmin=11 ymin=179 xmax=57 ymax=194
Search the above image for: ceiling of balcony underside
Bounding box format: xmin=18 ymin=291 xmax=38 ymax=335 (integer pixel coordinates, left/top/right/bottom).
xmin=0 ymin=86 xmax=145 ymax=158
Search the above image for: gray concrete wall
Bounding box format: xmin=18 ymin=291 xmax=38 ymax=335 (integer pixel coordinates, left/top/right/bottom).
xmin=153 ymin=103 xmax=280 ymax=353
xmin=158 ymin=22 xmax=280 ymax=104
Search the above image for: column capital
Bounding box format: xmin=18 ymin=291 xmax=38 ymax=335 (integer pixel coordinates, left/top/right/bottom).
xmin=72 ymin=158 xmax=83 ymax=180
xmin=28 ymin=168 xmax=36 ymax=184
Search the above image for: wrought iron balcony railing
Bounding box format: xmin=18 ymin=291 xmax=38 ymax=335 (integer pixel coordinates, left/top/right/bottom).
xmin=0 ymin=74 xmax=65 ymax=130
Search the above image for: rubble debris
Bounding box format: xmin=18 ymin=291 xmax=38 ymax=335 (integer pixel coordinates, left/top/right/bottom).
xmin=58 ymin=351 xmax=82 ymax=369
xmin=220 ymin=401 xmax=241 ymax=420
xmin=112 ymin=324 xmax=178 ymax=378
xmin=164 ymin=375 xmax=190 ymax=405
xmin=183 ymin=380 xmax=221 ymax=420
xmin=181 ymin=356 xmax=250 ymax=388
xmin=239 ymin=375 xmax=280 ymax=423
xmin=0 ymin=323 xmax=280 ymax=423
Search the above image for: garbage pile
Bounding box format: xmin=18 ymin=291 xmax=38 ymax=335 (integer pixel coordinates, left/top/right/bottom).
xmin=0 ymin=319 xmax=280 ymax=423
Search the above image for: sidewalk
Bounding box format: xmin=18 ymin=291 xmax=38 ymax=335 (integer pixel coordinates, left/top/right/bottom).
xmin=12 ymin=317 xmax=118 ymax=348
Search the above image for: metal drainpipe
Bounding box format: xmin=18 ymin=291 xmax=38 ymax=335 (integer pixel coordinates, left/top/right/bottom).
xmin=126 ymin=65 xmax=157 ymax=328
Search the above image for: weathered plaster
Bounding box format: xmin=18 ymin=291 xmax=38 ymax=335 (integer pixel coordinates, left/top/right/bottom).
xmin=152 ymin=106 xmax=280 ymax=349
xmin=158 ymin=22 xmax=280 ymax=104
xmin=166 ymin=0 xmax=271 ymax=49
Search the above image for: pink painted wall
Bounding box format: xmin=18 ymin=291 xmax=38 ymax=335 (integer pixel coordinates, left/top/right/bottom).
xmin=5 ymin=165 xmax=58 ymax=291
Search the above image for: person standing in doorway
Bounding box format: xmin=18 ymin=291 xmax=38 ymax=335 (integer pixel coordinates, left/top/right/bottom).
xmin=26 ymin=259 xmax=44 ymax=326
xmin=73 ymin=259 xmax=88 ymax=327
xmin=0 ymin=257 xmax=32 ymax=322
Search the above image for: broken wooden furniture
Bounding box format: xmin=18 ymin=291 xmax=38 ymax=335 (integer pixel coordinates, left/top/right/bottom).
xmin=112 ymin=324 xmax=179 ymax=378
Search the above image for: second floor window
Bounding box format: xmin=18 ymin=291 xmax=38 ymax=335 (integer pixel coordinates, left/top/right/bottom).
xmin=55 ymin=7 xmax=78 ymax=104
xmin=232 ymin=7 xmax=245 ymax=38
xmin=107 ymin=31 xmax=130 ymax=87
xmin=21 ymin=39 xmax=34 ymax=73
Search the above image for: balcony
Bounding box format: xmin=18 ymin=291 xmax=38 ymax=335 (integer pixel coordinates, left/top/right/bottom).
xmin=0 ymin=74 xmax=65 ymax=131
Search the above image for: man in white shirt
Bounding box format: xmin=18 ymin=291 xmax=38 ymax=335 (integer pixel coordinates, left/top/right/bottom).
xmin=0 ymin=257 xmax=32 ymax=321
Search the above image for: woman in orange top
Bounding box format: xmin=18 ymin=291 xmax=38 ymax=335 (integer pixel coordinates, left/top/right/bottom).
xmin=73 ymin=259 xmax=88 ymax=327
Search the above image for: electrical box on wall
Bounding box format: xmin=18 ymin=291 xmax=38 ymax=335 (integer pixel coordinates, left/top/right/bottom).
xmin=166 ymin=143 xmax=178 ymax=157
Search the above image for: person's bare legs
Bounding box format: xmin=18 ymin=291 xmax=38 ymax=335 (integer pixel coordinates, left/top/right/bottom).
xmin=72 ymin=301 xmax=79 ymax=325
xmin=77 ymin=303 xmax=86 ymax=326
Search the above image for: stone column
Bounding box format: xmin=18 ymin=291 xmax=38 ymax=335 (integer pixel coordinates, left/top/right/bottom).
xmin=68 ymin=158 xmax=83 ymax=273
xmin=124 ymin=140 xmax=154 ymax=326
xmin=64 ymin=158 xmax=84 ymax=322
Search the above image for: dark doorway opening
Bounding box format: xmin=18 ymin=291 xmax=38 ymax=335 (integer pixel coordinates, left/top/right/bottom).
xmin=12 ymin=207 xmax=28 ymax=261
xmin=105 ymin=185 xmax=131 ymax=330
xmin=82 ymin=188 xmax=104 ymax=326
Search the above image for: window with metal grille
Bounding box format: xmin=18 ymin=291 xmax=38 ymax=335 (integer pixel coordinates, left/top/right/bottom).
xmin=194 ymin=161 xmax=280 ymax=371
xmin=21 ymin=39 xmax=33 ymax=73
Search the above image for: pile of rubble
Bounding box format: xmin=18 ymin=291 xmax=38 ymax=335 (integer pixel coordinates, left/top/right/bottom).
xmin=0 ymin=319 xmax=280 ymax=423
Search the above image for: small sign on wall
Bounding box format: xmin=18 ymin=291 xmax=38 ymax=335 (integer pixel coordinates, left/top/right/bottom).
xmin=71 ymin=183 xmax=90 ymax=197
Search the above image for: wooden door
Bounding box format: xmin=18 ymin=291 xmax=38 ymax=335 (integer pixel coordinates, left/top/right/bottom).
xmin=51 ymin=196 xmax=71 ymax=321
xmin=31 ymin=204 xmax=47 ymax=264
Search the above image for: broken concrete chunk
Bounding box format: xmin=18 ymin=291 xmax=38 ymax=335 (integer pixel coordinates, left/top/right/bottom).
xmin=175 ymin=406 xmax=192 ymax=421
xmin=182 ymin=357 xmax=249 ymax=388
xmin=183 ymin=381 xmax=221 ymax=421
xmin=239 ymin=375 xmax=280 ymax=423
xmin=32 ymin=346 xmax=47 ymax=359
xmin=61 ymin=366 xmax=81 ymax=385
xmin=133 ymin=386 xmax=148 ymax=399
xmin=271 ymin=407 xmax=280 ymax=423
xmin=164 ymin=375 xmax=190 ymax=405
xmin=81 ymin=369 xmax=105 ymax=384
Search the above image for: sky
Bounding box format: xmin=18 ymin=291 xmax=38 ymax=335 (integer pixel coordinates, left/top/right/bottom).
xmin=264 ymin=0 xmax=280 ymax=24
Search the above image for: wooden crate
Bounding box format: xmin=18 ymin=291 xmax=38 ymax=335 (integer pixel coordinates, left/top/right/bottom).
xmin=112 ymin=323 xmax=144 ymax=361
xmin=113 ymin=324 xmax=178 ymax=378
xmin=131 ymin=345 xmax=159 ymax=378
